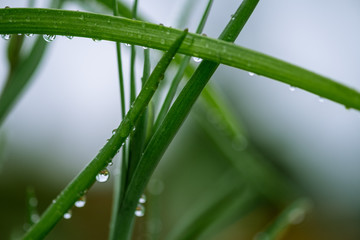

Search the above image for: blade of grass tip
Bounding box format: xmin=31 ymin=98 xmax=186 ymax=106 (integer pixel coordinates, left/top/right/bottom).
xmin=153 ymin=0 xmax=214 ymax=133
xmin=108 ymin=29 xmax=188 ymax=240
xmin=113 ymin=1 xmax=260 ymax=240
xmin=22 ymin=29 xmax=188 ymax=240
xmin=0 ymin=35 xmax=47 ymax=126
xmin=3 ymin=9 xmax=360 ymax=110
xmin=109 ymin=0 xmax=128 ymax=238
xmin=166 ymin=171 xmax=258 ymax=240
xmin=255 ymin=199 xmax=312 ymax=240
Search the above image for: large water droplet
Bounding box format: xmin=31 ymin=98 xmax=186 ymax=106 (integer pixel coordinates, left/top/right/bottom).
xmin=192 ymin=57 xmax=202 ymax=63
xmin=43 ymin=34 xmax=56 ymax=42
xmin=1 ymin=34 xmax=11 ymax=40
xmin=248 ymin=72 xmax=255 ymax=77
xmin=63 ymin=210 xmax=72 ymax=219
xmin=25 ymin=33 xmax=34 ymax=38
xmin=139 ymin=194 xmax=146 ymax=204
xmin=135 ymin=203 xmax=145 ymax=217
xmin=112 ymin=129 xmax=117 ymax=135
xmin=289 ymin=86 xmax=296 ymax=92
xmin=74 ymin=196 xmax=86 ymax=208
xmin=96 ymin=168 xmax=110 ymax=183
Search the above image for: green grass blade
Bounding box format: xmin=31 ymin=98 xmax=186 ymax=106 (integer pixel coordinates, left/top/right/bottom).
xmin=255 ymin=199 xmax=312 ymax=240
xmin=112 ymin=1 xmax=260 ymax=240
xmin=153 ymin=0 xmax=213 ymax=132
xmin=22 ymin=29 xmax=188 ymax=240
xmin=2 ymin=8 xmax=359 ymax=110
xmin=0 ymin=36 xmax=47 ymax=125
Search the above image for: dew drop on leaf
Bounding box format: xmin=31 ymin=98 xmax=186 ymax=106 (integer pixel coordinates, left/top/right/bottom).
xmin=25 ymin=33 xmax=34 ymax=38
xmin=66 ymin=36 xmax=73 ymax=40
xmin=139 ymin=194 xmax=146 ymax=204
xmin=289 ymin=86 xmax=296 ymax=92
xmin=1 ymin=34 xmax=11 ymax=40
xmin=63 ymin=210 xmax=72 ymax=219
xmin=96 ymin=168 xmax=110 ymax=183
xmin=74 ymin=195 xmax=86 ymax=208
xmin=192 ymin=57 xmax=202 ymax=63
xmin=135 ymin=203 xmax=145 ymax=217
xmin=248 ymin=72 xmax=255 ymax=77
xmin=43 ymin=34 xmax=56 ymax=42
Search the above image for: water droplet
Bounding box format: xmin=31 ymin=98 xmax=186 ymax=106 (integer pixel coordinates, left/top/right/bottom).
xmin=125 ymin=43 xmax=131 ymax=47
xmin=248 ymin=72 xmax=255 ymax=77
xmin=289 ymin=86 xmax=296 ymax=92
xmin=52 ymin=199 xmax=56 ymax=204
xmin=193 ymin=57 xmax=202 ymax=63
xmin=139 ymin=194 xmax=146 ymax=204
xmin=159 ymin=23 xmax=164 ymax=26
xmin=74 ymin=196 xmax=86 ymax=208
xmin=43 ymin=34 xmax=56 ymax=42
xmin=135 ymin=203 xmax=145 ymax=217
xmin=201 ymin=33 xmax=208 ymax=37
xmin=288 ymin=208 xmax=305 ymax=224
xmin=63 ymin=210 xmax=72 ymax=219
xmin=66 ymin=35 xmax=73 ymax=40
xmin=5 ymin=6 xmax=10 ymax=9
xmin=318 ymin=97 xmax=324 ymax=103
xmin=25 ymin=33 xmax=34 ymax=38
xmin=112 ymin=129 xmax=117 ymax=135
xmin=92 ymin=38 xmax=101 ymax=42
xmin=160 ymin=39 xmax=165 ymax=45
xmin=230 ymin=14 xmax=235 ymax=20
xmin=96 ymin=168 xmax=110 ymax=183
xmin=1 ymin=34 xmax=11 ymax=40
xmin=142 ymin=46 xmax=148 ymax=49
xmin=108 ymin=161 xmax=113 ymax=167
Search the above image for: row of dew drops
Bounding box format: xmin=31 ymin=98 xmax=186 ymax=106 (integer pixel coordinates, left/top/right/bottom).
xmin=1 ymin=32 xmax=203 ymax=63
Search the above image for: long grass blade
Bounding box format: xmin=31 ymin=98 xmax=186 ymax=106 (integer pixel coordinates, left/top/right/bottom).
xmin=2 ymin=8 xmax=359 ymax=110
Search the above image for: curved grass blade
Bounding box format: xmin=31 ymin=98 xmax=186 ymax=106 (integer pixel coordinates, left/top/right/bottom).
xmin=255 ymin=199 xmax=312 ymax=240
xmin=111 ymin=1 xmax=260 ymax=240
xmin=22 ymin=29 xmax=188 ymax=240
xmin=1 ymin=8 xmax=359 ymax=110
